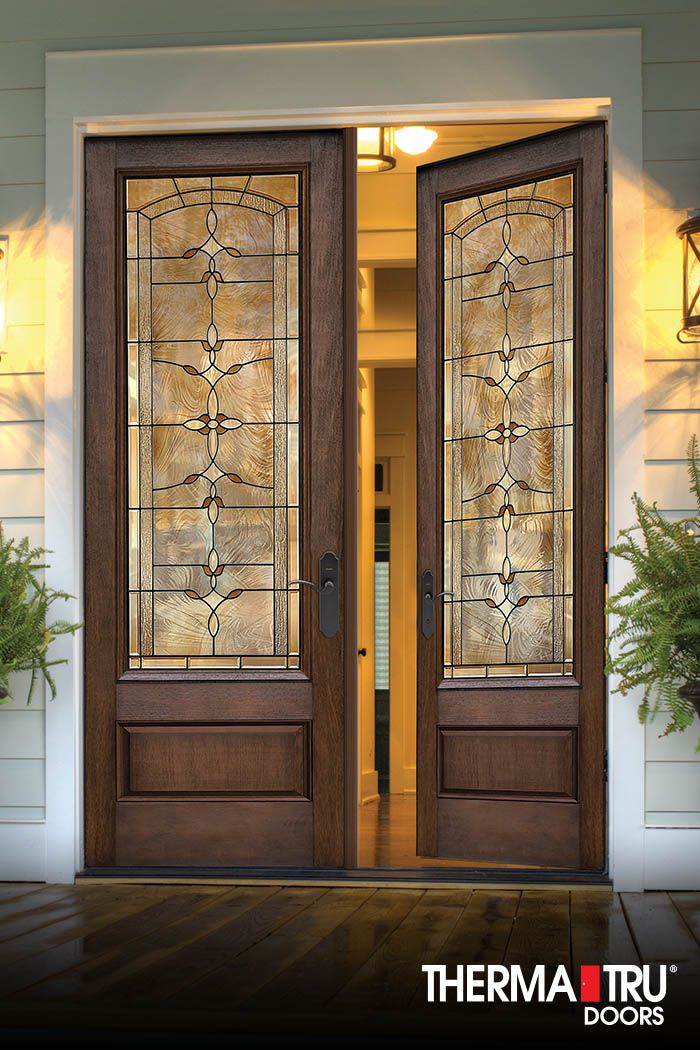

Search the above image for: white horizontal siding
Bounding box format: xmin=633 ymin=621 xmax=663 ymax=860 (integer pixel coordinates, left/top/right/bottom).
xmin=0 ymin=89 xmax=43 ymax=138
xmin=644 ymin=161 xmax=700 ymax=210
xmin=644 ymin=111 xmax=700 ymax=162
xmin=0 ymin=711 xmax=45 ymax=758
xmin=0 ymin=806 xmax=44 ymax=821
xmin=1 ymin=325 xmax=45 ymax=374
xmin=0 ymin=672 xmax=45 ymax=710
xmin=647 ymin=361 xmax=700 ymax=411
xmin=646 ymin=813 xmax=700 ymax=827
xmin=643 ymin=61 xmax=700 ymax=112
xmin=0 ymin=472 xmax=44 ymax=516
xmin=644 ymin=463 xmax=697 ymax=508
xmin=646 ymin=711 xmax=700 ymax=827
xmin=645 ymin=310 xmax=699 ymax=360
xmin=645 ymin=412 xmax=700 ymax=460
xmin=644 ymin=827 xmax=700 ymax=889
xmin=0 ymin=373 xmax=43 ymax=422
xmin=0 ymin=137 xmax=44 ymax=186
xmin=647 ymin=732 xmax=700 ymax=765
xmin=0 ymin=185 xmax=44 ymax=228
xmin=646 ymin=763 xmax=700 ymax=814
xmin=0 ymin=421 xmax=44 ymax=469
xmin=0 ymin=759 xmax=44 ymax=808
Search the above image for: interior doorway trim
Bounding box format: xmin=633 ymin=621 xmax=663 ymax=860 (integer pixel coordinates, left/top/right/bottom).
xmin=44 ymin=28 xmax=644 ymax=886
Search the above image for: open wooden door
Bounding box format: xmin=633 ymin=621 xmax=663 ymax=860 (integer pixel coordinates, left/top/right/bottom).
xmin=416 ymin=124 xmax=606 ymax=869
xmin=84 ymin=131 xmax=355 ymax=868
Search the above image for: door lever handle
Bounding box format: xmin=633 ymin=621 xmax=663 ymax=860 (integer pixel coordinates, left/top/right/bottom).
xmin=288 ymin=578 xmax=336 ymax=594
xmin=432 ymin=590 xmax=454 ymax=602
xmin=288 ymin=552 xmax=340 ymax=638
xmin=420 ymin=571 xmax=452 ymax=639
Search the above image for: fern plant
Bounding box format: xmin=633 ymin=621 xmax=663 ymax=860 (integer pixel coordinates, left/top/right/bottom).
xmin=606 ymin=436 xmax=700 ymax=747
xmin=0 ymin=525 xmax=81 ymax=703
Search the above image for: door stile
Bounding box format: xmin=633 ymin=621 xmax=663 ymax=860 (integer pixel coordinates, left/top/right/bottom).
xmin=416 ymin=164 xmax=440 ymax=858
xmin=343 ymin=127 xmax=359 ymax=868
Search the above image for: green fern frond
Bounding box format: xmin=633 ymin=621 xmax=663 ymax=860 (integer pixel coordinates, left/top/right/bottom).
xmin=0 ymin=524 xmax=81 ymax=703
xmin=606 ymin=436 xmax=700 ymax=751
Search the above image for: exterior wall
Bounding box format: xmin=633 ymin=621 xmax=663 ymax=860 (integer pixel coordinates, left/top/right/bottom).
xmin=0 ymin=0 xmax=698 ymax=877
xmin=642 ymin=41 xmax=700 ymax=828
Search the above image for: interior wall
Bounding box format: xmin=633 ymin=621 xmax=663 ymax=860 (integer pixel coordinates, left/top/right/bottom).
xmin=357 ymin=368 xmax=378 ymax=805
xmin=375 ymin=367 xmax=417 ymax=795
xmin=0 ymin=2 xmax=698 ymax=857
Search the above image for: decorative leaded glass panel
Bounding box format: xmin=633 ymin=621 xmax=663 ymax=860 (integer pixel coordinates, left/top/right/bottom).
xmin=443 ymin=174 xmax=574 ymax=678
xmin=126 ymin=175 xmax=300 ymax=669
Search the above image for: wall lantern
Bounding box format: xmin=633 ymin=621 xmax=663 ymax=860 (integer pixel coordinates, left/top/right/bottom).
xmin=357 ymin=127 xmax=396 ymax=172
xmin=0 ymin=235 xmax=8 ymax=356
xmin=677 ymin=212 xmax=700 ymax=343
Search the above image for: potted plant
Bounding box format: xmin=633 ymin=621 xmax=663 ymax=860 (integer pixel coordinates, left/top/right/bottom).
xmin=0 ymin=525 xmax=81 ymax=703
xmin=606 ymin=437 xmax=700 ymax=746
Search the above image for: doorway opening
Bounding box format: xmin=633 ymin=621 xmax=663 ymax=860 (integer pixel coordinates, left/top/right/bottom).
xmin=355 ymin=120 xmax=577 ymax=869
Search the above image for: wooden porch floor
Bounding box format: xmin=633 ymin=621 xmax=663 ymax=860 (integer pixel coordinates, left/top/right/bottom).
xmin=0 ymin=882 xmax=698 ymax=1037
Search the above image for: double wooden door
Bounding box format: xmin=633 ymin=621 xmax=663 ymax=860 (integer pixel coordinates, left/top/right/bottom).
xmin=84 ymin=124 xmax=606 ymax=871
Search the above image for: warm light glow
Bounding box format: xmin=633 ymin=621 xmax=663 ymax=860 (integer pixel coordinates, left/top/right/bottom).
xmin=357 ymin=127 xmax=395 ymax=172
xmin=0 ymin=237 xmax=8 ymax=353
xmin=677 ymin=212 xmax=700 ymax=343
xmin=394 ymin=126 xmax=438 ymax=155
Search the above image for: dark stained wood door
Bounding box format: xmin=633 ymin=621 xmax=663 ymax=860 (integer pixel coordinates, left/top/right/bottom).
xmin=416 ymin=124 xmax=606 ymax=869
xmin=84 ymin=131 xmax=356 ymax=868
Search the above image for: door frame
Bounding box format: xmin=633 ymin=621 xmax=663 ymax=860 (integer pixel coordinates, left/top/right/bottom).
xmin=44 ymin=29 xmax=644 ymax=885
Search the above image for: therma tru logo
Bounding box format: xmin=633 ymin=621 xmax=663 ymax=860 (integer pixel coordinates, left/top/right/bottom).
xmin=422 ymin=964 xmax=669 ymax=1026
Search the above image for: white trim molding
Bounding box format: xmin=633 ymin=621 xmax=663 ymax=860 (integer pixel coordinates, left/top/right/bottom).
xmin=43 ymin=29 xmax=646 ymax=887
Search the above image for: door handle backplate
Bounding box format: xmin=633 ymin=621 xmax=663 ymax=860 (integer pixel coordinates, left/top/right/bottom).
xmin=291 ymin=552 xmax=339 ymax=638
xmin=318 ymin=551 xmax=340 ymax=638
xmin=420 ymin=570 xmax=453 ymax=638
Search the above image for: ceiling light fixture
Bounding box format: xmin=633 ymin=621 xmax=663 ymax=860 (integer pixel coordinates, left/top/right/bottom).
xmin=356 ymin=127 xmax=396 ymax=172
xmin=394 ymin=126 xmax=438 ymax=156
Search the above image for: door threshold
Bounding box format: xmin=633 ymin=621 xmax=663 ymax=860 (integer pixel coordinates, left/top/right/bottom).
xmin=77 ymin=866 xmax=611 ymax=890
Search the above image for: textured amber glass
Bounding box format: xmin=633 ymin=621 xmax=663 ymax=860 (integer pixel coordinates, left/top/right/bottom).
xmin=127 ymin=175 xmax=300 ymax=669
xmin=443 ymin=175 xmax=574 ymax=678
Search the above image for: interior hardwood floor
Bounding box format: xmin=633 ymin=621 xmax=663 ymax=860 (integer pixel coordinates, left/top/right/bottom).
xmin=359 ymin=793 xmax=541 ymax=869
xmin=0 ymin=881 xmax=697 ymax=1036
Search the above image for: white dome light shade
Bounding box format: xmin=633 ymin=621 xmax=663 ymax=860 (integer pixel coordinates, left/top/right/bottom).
xmin=394 ymin=126 xmax=438 ymax=155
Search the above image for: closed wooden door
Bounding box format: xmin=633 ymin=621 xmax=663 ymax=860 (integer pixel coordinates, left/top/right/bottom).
xmin=416 ymin=125 xmax=606 ymax=869
xmin=84 ymin=131 xmax=355 ymax=868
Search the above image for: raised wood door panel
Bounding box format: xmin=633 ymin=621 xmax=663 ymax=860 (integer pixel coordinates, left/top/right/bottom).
xmin=416 ymin=124 xmax=606 ymax=870
xmin=84 ymin=131 xmax=353 ymax=868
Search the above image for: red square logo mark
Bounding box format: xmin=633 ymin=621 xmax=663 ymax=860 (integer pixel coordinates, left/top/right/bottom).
xmin=580 ymin=965 xmax=601 ymax=1002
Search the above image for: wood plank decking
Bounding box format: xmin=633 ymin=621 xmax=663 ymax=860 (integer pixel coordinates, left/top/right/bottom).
xmin=0 ymin=883 xmax=697 ymax=1036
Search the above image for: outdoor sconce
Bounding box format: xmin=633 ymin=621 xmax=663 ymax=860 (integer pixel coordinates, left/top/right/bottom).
xmin=0 ymin=235 xmax=7 ymax=356
xmin=357 ymin=127 xmax=396 ymax=172
xmin=677 ymin=212 xmax=700 ymax=343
